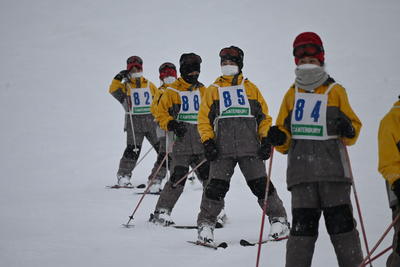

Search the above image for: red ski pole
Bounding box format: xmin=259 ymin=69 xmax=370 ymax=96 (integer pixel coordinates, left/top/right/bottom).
xmin=359 ymin=215 xmax=400 ymax=266
xmin=342 ymin=143 xmax=373 ymax=267
xmin=364 ymin=246 xmax=393 ymax=266
xmin=255 ymin=148 xmax=274 ymax=267
xmin=123 ymin=143 xmax=173 ymax=227
xmin=172 ymin=158 xmax=207 ymax=187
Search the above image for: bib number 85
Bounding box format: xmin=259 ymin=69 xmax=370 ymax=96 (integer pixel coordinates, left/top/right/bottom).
xmin=222 ymin=89 xmax=245 ymax=107
xmin=294 ymin=98 xmax=322 ymax=122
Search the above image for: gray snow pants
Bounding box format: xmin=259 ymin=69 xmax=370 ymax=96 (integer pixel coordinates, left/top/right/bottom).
xmin=118 ymin=115 xmax=166 ymax=182
xmin=154 ymin=153 xmax=209 ymax=213
xmin=197 ymin=156 xmax=287 ymax=227
xmin=387 ymin=205 xmax=400 ymax=267
xmin=286 ymin=182 xmax=363 ymax=267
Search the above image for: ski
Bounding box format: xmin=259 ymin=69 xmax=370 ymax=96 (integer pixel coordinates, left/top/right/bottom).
xmin=106 ymin=184 xmax=146 ymax=189
xmin=239 ymin=236 xmax=288 ymax=247
xmin=173 ymin=225 xmax=198 ymax=229
xmin=173 ymin=223 xmax=223 ymax=229
xmin=187 ymin=240 xmax=228 ymax=249
xmin=135 ymin=191 xmax=161 ymax=195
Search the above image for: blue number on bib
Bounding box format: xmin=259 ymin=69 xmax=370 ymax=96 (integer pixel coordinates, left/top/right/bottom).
xmin=133 ymin=92 xmax=140 ymax=105
xmin=311 ymin=100 xmax=322 ymax=122
xmin=193 ymin=95 xmax=199 ymax=111
xmin=237 ymin=89 xmax=245 ymax=105
xmin=144 ymin=92 xmax=151 ymax=105
xmin=182 ymin=95 xmax=189 ymax=111
xmin=223 ymin=91 xmax=232 ymax=107
xmin=294 ymin=99 xmax=305 ymax=121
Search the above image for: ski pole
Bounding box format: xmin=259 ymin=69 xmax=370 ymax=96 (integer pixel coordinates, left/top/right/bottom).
xmin=359 ymin=214 xmax=400 ymax=267
xmin=363 ymin=246 xmax=392 ymax=266
xmin=342 ymin=142 xmax=373 ymax=267
xmin=125 ymin=83 xmax=139 ymax=153
xmin=132 ymin=146 xmax=154 ymax=171
xmin=255 ymin=148 xmax=274 ymax=267
xmin=123 ymin=146 xmax=173 ymax=227
xmin=172 ymin=158 xmax=207 ymax=187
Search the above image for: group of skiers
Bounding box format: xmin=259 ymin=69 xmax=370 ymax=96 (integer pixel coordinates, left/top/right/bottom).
xmin=109 ymin=31 xmax=400 ymax=267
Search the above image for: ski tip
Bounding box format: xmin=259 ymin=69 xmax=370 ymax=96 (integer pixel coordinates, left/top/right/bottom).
xmin=215 ymin=222 xmax=223 ymax=229
xmin=122 ymin=223 xmax=135 ymax=228
xmin=136 ymin=184 xmax=146 ymax=189
xmin=239 ymin=239 xmax=254 ymax=246
xmin=218 ymin=242 xmax=228 ymax=249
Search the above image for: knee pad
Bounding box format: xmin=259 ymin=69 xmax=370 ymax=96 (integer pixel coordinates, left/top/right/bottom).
xmin=196 ymin=161 xmax=210 ymax=182
xmin=205 ymin=179 xmax=230 ymax=201
xmin=170 ymin=166 xmax=189 ymax=186
xmin=123 ymin=145 xmax=140 ymax=160
xmin=291 ymin=208 xmax=321 ymax=236
xmin=246 ymin=177 xmax=275 ymax=200
xmin=323 ymin=204 xmax=355 ymax=235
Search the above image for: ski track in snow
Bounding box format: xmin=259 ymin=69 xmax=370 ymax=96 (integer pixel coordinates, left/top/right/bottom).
xmin=1 ymin=0 xmax=399 ymax=266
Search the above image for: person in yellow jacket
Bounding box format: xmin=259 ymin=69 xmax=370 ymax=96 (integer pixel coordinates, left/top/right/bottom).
xmin=195 ymin=46 xmax=289 ymax=245
xmin=149 ymin=53 xmax=210 ymax=226
xmin=268 ymin=32 xmax=363 ymax=267
xmin=109 ymin=56 xmax=167 ymax=187
xmin=147 ymin=62 xmax=177 ymax=193
xmin=378 ymin=96 xmax=400 ymax=267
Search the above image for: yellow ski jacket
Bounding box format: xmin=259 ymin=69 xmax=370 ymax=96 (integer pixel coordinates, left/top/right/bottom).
xmin=378 ymin=100 xmax=400 ymax=185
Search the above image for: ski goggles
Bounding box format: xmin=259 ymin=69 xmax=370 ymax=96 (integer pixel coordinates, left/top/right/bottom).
xmin=293 ymin=44 xmax=324 ymax=58
xmin=219 ymin=47 xmax=241 ymax=59
xmin=127 ymin=56 xmax=143 ymax=70
xmin=159 ymin=62 xmax=176 ymax=72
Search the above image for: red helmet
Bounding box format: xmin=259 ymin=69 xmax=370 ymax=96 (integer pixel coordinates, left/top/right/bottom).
xmin=126 ymin=56 xmax=143 ymax=71
xmin=293 ymin=32 xmax=324 ymax=65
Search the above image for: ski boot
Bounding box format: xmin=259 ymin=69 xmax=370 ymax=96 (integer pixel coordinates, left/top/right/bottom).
xmin=197 ymin=224 xmax=215 ymax=245
xmin=269 ymin=217 xmax=290 ymax=240
xmin=117 ymin=174 xmax=132 ymax=187
xmin=148 ymin=179 xmax=162 ymax=194
xmin=149 ymin=208 xmax=175 ymax=226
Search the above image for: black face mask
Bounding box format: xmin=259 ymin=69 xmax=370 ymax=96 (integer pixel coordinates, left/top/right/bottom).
xmin=182 ymin=74 xmax=199 ymax=84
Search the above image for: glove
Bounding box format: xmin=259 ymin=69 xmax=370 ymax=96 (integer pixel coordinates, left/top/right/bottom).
xmin=258 ymin=137 xmax=272 ymax=160
xmin=203 ymin=139 xmax=218 ymax=161
xmin=167 ymin=120 xmax=187 ymax=138
xmin=114 ymin=70 xmax=129 ymax=82
xmin=392 ymin=179 xmax=400 ymax=200
xmin=266 ymin=126 xmax=287 ymax=146
xmin=336 ymin=117 xmax=355 ymax=138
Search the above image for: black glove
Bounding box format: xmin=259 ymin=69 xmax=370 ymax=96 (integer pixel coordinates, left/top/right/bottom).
xmin=203 ymin=139 xmax=218 ymax=161
xmin=392 ymin=179 xmax=400 ymax=200
xmin=258 ymin=137 xmax=272 ymax=160
xmin=114 ymin=70 xmax=129 ymax=82
xmin=266 ymin=126 xmax=287 ymax=146
xmin=167 ymin=120 xmax=187 ymax=138
xmin=336 ymin=117 xmax=355 ymax=138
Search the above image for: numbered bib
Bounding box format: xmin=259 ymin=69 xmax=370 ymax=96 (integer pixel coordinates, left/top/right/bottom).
xmin=173 ymin=89 xmax=201 ymax=124
xmin=291 ymin=84 xmax=337 ymax=140
xmin=217 ymin=80 xmax=252 ymax=118
xmin=129 ymin=84 xmax=152 ymax=115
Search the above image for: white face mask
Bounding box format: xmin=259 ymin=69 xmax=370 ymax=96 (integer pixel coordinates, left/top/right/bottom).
xmin=221 ymin=65 xmax=239 ymax=76
xmin=130 ymin=72 xmax=143 ymax=78
xmin=163 ymin=76 xmax=176 ymax=84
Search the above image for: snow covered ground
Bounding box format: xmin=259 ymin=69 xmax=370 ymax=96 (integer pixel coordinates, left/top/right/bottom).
xmin=1 ymin=0 xmax=400 ymax=266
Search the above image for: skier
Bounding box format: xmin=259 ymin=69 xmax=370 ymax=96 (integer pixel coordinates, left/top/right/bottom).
xmin=269 ymin=32 xmax=363 ymax=267
xmin=149 ymin=53 xmax=211 ymax=226
xmin=195 ymin=46 xmax=289 ymax=245
xmin=378 ymin=95 xmax=400 ymax=267
xmin=148 ymin=62 xmax=178 ymax=193
xmin=109 ymin=56 xmax=167 ymax=188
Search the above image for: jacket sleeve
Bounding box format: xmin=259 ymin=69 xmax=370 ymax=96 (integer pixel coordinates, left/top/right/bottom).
xmin=198 ymin=85 xmax=217 ymax=143
xmin=378 ymin=113 xmax=400 ymax=185
xmin=335 ymin=85 xmax=362 ymax=146
xmin=252 ymin=83 xmax=272 ymax=139
xmin=274 ymin=88 xmax=294 ymax=154
xmin=156 ymin=89 xmax=178 ymax=131
xmin=149 ymin=81 xmax=158 ymax=98
xmin=151 ymin=88 xmax=162 ymax=119
xmin=109 ymin=78 xmax=127 ymax=104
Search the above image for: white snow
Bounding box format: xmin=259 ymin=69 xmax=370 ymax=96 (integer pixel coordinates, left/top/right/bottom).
xmin=1 ymin=0 xmax=399 ymax=266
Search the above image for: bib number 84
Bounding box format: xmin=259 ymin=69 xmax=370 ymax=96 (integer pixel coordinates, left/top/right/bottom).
xmin=294 ymin=99 xmax=322 ymax=122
